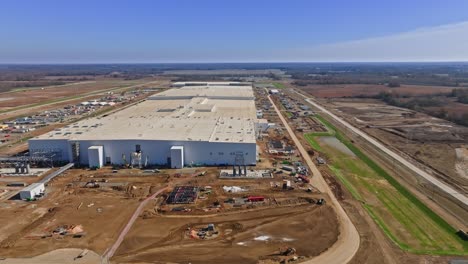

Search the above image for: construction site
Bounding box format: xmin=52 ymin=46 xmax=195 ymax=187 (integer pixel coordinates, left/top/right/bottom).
xmin=0 ymin=79 xmax=466 ymax=264
xmin=0 ymin=81 xmax=343 ymax=264
xmin=293 ymin=94 xmax=468 ymax=224
xmin=0 ymin=152 xmax=337 ymax=264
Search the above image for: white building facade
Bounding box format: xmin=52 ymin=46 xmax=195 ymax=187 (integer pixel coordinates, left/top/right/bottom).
xmin=29 ymin=82 xmax=259 ymax=168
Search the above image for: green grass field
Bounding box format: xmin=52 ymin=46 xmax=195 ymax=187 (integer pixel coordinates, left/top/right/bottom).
xmin=272 ymin=82 xmax=285 ymax=89
xmin=304 ymin=117 xmax=336 ymax=150
xmin=305 ymin=115 xmax=467 ymax=255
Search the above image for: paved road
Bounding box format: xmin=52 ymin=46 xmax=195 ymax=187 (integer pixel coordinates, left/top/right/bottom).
xmin=294 ymin=90 xmax=468 ymax=207
xmin=102 ymin=186 xmax=169 ymax=263
xmin=268 ymin=94 xmax=360 ymax=264
xmin=40 ymin=163 xmax=74 ymax=184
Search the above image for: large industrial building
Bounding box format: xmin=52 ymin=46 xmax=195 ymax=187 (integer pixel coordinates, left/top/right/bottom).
xmin=28 ymin=82 xmax=262 ymax=168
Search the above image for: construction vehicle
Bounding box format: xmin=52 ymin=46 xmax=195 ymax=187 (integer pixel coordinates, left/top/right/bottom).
xmin=281 ymin=247 xmax=297 ymax=256
xmin=84 ymin=180 xmax=100 ymax=188
xmin=316 ymin=198 xmax=325 ymax=205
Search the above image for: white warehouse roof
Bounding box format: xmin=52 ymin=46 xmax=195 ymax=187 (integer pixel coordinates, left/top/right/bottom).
xmin=150 ymin=85 xmax=254 ymax=100
xmin=172 ymin=81 xmax=241 ymax=87
xmin=32 ymin=83 xmax=257 ymax=144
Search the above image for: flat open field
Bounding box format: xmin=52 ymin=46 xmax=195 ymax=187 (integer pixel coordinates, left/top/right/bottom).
xmin=114 ymin=205 xmax=337 ymax=264
xmin=0 ymin=78 xmax=152 ymax=110
xmin=303 ymin=115 xmax=467 ymax=255
xmin=299 ymin=84 xmax=457 ymax=98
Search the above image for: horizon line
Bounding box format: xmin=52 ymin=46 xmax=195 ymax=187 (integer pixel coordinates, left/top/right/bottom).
xmin=1 ymin=61 xmax=468 ymax=65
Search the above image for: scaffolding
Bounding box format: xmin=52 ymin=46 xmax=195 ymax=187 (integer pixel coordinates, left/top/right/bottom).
xmin=130 ymin=152 xmax=142 ymax=168
xmin=0 ymin=149 xmax=58 ymax=169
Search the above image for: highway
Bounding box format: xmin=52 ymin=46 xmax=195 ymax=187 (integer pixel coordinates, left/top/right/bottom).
xmin=267 ymin=94 xmax=360 ymax=264
xmin=294 ymin=90 xmax=468 ymax=207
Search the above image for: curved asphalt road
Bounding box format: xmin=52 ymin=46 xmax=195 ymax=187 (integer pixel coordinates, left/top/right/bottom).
xmin=294 ymin=90 xmax=468 ymax=207
xmin=268 ymin=94 xmax=360 ymax=264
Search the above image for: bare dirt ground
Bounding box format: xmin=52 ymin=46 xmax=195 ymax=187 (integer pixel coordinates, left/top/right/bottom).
xmin=0 ymin=156 xmax=339 ymax=264
xmin=284 ymin=87 xmax=468 ymax=263
xmin=298 ymin=84 xmax=458 ymax=98
xmin=288 ymin=89 xmax=468 ymax=225
xmin=114 ymin=205 xmax=337 ymax=264
xmin=1 ymin=83 xmax=465 ymax=264
xmin=0 ymin=167 xmax=168 ymax=258
xmin=0 ymin=77 xmax=170 ymax=123
xmin=0 ymin=78 xmax=145 ymax=109
xmin=455 ymin=147 xmax=468 ymax=180
xmin=0 ymin=248 xmax=101 ymax=264
xmin=315 ymin=98 xmax=468 ymax=195
xmin=295 ymin=124 xmax=464 ymax=264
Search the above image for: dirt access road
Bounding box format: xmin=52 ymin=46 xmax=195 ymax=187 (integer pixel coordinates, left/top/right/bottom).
xmin=267 ymin=93 xmax=360 ymax=264
xmin=104 ymin=170 xmax=203 ymax=263
xmin=293 ymin=90 xmax=468 ymax=208
xmin=102 ymin=186 xmax=168 ymax=263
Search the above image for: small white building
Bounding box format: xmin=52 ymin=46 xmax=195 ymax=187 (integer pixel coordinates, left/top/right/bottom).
xmin=19 ymin=183 xmax=45 ymax=200
xmin=269 ymin=89 xmax=279 ymax=94
xmin=256 ymin=110 xmax=263 ymax=118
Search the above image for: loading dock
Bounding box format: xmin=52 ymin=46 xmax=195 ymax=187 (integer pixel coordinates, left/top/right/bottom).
xmin=170 ymin=146 xmax=184 ymax=169
xmin=88 ymin=146 xmax=104 ymax=168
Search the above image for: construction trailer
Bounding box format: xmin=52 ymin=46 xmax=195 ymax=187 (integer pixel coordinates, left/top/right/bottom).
xmin=298 ymin=175 xmax=310 ymax=183
xmin=247 ymin=196 xmax=265 ymax=202
xmin=19 ymin=183 xmax=45 ymax=200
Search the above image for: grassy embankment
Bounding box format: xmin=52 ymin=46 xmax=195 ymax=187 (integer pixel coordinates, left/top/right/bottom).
xmin=304 ymin=115 xmax=467 ymax=255
xmin=272 ymin=82 xmax=286 ymax=89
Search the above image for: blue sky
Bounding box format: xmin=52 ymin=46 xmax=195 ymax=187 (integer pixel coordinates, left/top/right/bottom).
xmin=1 ymin=0 xmax=468 ymax=63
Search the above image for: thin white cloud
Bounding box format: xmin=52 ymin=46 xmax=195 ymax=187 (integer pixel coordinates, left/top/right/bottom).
xmin=279 ymin=21 xmax=468 ymax=62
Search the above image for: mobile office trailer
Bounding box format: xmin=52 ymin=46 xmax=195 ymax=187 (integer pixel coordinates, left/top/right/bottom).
xmin=19 ymin=183 xmax=45 ymax=200
xmin=247 ymin=196 xmax=265 ymax=202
